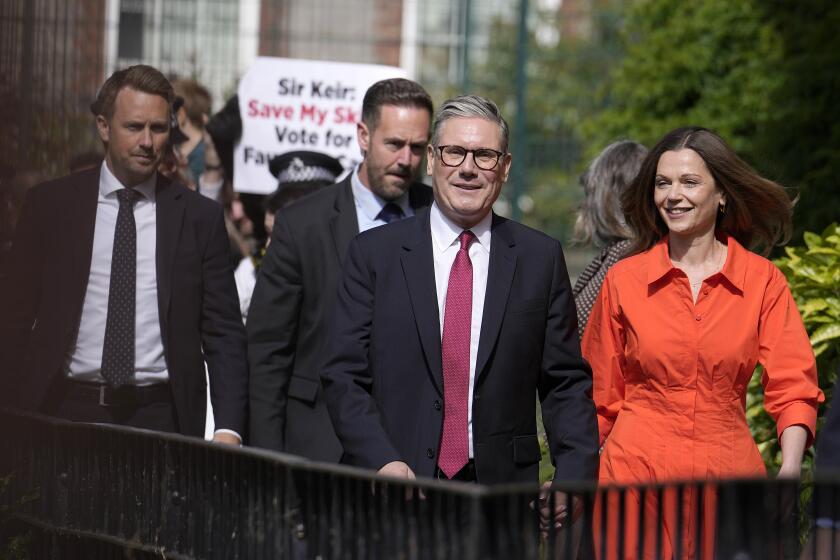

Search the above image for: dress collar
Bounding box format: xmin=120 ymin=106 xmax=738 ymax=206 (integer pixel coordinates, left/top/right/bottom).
xmin=646 ymin=233 xmax=747 ymax=293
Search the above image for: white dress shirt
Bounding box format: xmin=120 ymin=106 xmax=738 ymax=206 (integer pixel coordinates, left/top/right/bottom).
xmin=429 ymin=203 xmax=492 ymax=457
xmin=66 ymin=162 xmax=168 ymax=385
xmin=350 ymin=166 xmax=413 ymax=232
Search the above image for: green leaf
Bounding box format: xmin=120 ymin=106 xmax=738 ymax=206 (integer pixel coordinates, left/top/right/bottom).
xmin=813 ymin=342 xmax=829 ymax=357
xmin=804 ymin=231 xmax=824 ymax=250
xmin=811 ymin=323 xmax=840 ymax=345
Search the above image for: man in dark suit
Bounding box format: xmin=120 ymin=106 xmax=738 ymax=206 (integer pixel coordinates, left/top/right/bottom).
xmin=321 ymin=95 xmax=598 ymax=494
xmin=0 ymin=65 xmax=246 ymax=443
xmin=247 ymin=78 xmax=434 ymax=461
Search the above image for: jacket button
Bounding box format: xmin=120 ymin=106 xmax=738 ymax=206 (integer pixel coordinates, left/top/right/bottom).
xmin=427 ymin=448 xmax=434 ymax=459
xmin=434 ymin=400 xmax=441 ymax=411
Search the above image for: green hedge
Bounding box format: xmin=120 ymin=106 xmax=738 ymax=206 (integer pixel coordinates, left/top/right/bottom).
xmin=749 ymin=223 xmax=840 ymax=474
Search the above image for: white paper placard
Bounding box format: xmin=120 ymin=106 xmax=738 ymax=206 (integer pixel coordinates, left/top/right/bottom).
xmin=234 ymin=57 xmax=407 ymax=194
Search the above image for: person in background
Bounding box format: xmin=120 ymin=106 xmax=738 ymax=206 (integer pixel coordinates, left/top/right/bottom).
xmin=203 ymin=94 xmax=267 ymax=244
xmin=571 ymin=140 xmax=647 ymax=338
xmin=172 ymin=79 xmax=212 ymax=186
xmin=234 ymin=150 xmax=343 ymax=323
xmin=0 ymin=65 xmax=247 ymax=443
xmin=158 ymin=95 xmax=193 ymax=187
xmin=247 ymin=78 xmax=434 ymax=463
xmin=582 ymin=126 xmax=824 ymax=559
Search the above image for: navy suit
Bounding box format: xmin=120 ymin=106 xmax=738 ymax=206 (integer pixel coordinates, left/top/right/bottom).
xmin=816 ymin=363 xmax=840 ymax=472
xmin=321 ymin=208 xmax=599 ymax=484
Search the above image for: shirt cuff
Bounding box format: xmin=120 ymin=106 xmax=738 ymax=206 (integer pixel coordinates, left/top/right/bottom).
xmin=213 ymin=428 xmax=242 ymax=445
xmin=776 ymin=401 xmax=818 ymax=448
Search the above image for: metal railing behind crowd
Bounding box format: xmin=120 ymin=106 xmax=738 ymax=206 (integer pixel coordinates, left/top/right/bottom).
xmin=1 ymin=408 xmax=838 ymax=559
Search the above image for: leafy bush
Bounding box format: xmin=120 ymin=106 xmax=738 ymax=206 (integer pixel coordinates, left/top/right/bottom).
xmin=748 ymin=223 xmax=840 ymax=473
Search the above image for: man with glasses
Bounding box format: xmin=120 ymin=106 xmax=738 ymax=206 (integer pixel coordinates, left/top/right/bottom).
xmin=322 ymin=94 xmax=598 ymax=497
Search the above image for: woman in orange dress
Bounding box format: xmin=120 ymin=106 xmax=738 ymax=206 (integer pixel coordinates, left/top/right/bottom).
xmin=581 ymin=126 xmax=824 ymax=559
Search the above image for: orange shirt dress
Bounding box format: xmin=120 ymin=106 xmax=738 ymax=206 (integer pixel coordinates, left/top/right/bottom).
xmin=582 ymin=235 xmax=823 ymax=559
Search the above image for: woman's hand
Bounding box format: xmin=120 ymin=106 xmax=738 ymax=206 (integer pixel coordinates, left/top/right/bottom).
xmin=777 ymin=424 xmax=808 ymax=479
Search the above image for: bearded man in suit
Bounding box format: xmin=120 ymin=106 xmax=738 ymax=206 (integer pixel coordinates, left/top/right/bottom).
xmin=0 ymin=65 xmax=246 ymax=443
xmin=247 ymin=78 xmax=434 ymax=461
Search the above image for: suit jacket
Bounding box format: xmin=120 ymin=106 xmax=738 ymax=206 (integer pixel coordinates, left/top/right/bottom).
xmin=247 ymin=175 xmax=433 ymax=461
xmin=816 ymin=362 xmax=840 ymax=472
xmin=321 ymin=208 xmax=599 ymax=484
xmin=0 ymin=168 xmax=248 ymax=437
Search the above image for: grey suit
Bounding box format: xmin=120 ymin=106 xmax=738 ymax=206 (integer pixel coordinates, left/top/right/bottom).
xmin=247 ymin=175 xmax=433 ymax=461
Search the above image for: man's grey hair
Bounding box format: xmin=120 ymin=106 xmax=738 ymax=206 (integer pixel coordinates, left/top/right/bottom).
xmin=431 ymin=95 xmax=510 ymax=153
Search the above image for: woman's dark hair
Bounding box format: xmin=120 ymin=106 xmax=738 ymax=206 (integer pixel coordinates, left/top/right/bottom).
xmin=622 ymin=126 xmax=793 ymax=256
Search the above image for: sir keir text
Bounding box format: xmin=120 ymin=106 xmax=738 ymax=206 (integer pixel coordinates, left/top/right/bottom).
xmin=278 ymin=78 xmax=356 ymax=99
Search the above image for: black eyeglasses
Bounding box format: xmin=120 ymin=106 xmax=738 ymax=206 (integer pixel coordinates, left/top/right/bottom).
xmin=434 ymin=145 xmax=506 ymax=171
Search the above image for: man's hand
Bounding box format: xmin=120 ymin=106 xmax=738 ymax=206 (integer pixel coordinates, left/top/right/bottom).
xmin=212 ymin=432 xmax=242 ymax=446
xmin=538 ymin=483 xmax=582 ymax=536
xmin=377 ymin=461 xmax=416 ymax=480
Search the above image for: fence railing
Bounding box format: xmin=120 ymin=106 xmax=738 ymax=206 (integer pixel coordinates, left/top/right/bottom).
xmin=1 ymin=407 xmax=838 ymax=559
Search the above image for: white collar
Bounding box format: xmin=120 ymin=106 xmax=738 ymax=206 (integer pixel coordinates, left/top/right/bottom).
xmin=430 ymin=202 xmax=492 ymax=253
xmin=99 ymin=160 xmax=157 ymax=202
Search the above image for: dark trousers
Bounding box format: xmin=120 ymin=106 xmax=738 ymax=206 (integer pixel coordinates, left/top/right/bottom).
xmin=42 ymin=378 xmax=178 ymax=433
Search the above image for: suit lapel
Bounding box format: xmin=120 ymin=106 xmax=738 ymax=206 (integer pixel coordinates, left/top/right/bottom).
xmin=329 ymin=177 xmax=360 ymax=264
xmin=475 ymin=215 xmax=516 ymax=382
xmin=400 ymin=209 xmax=444 ymax=394
xmin=155 ymin=174 xmax=184 ymax=338
xmin=67 ymin=169 xmax=101 ymax=321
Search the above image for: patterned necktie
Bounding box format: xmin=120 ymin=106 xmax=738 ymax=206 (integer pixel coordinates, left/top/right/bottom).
xmin=101 ymin=188 xmax=141 ymax=387
xmin=376 ymin=202 xmax=404 ymax=224
xmin=438 ymin=230 xmax=476 ymax=478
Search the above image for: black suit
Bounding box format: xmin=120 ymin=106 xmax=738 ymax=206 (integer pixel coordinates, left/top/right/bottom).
xmin=0 ymin=168 xmax=247 ymax=437
xmin=321 ymin=209 xmax=599 ymax=484
xmin=247 ymin=176 xmax=433 ymax=461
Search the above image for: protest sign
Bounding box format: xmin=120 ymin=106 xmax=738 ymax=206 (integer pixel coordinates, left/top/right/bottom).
xmin=234 ymin=57 xmax=406 ymax=194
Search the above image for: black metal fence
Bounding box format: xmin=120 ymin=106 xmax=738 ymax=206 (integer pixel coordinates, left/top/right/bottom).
xmin=2 ymin=408 xmax=839 ymax=559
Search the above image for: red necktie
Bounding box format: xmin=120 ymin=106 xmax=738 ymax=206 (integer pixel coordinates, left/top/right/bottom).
xmin=438 ymin=230 xmax=475 ymax=478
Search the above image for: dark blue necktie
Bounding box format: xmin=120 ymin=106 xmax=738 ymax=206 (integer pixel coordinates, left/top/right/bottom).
xmin=376 ymin=202 xmax=405 ymax=224
xmin=101 ymin=188 xmax=141 ymax=387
